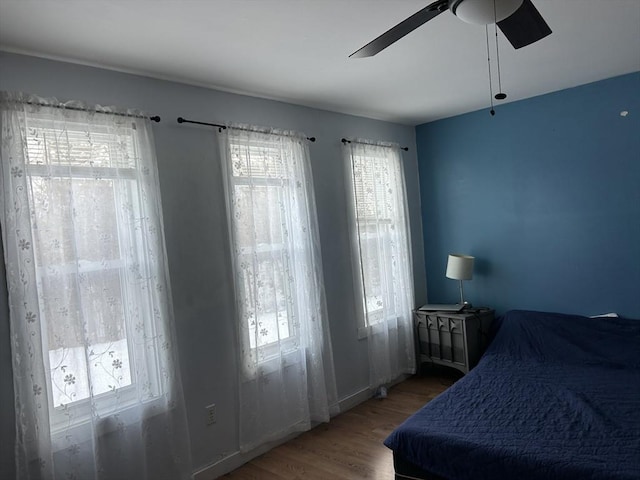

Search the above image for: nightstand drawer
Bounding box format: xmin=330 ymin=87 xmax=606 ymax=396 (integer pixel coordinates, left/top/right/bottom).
xmin=414 ymin=308 xmax=494 ymax=375
xmin=417 ymin=317 xmax=466 ymax=365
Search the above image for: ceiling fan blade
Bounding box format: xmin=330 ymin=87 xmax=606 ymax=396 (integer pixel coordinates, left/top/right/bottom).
xmin=497 ymin=0 xmax=551 ymax=49
xmin=349 ymin=0 xmax=448 ymax=58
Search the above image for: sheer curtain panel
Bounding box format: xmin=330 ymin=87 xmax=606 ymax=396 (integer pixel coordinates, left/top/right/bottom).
xmin=219 ymin=125 xmax=338 ymax=452
xmin=0 ymin=92 xmax=192 ymax=479
xmin=343 ymin=140 xmax=415 ymax=390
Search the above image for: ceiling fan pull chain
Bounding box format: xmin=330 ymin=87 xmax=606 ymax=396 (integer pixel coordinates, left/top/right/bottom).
xmin=485 ymin=24 xmax=495 ymax=116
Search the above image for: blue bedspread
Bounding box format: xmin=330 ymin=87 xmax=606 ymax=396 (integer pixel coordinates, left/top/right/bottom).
xmin=384 ymin=310 xmax=640 ymax=480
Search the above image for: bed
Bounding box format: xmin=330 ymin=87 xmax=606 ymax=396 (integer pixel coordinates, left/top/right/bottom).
xmin=384 ymin=310 xmax=640 ymax=480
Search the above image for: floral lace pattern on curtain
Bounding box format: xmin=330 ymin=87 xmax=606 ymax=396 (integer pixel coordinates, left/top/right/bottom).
xmin=0 ymin=92 xmax=192 ymax=479
xmin=344 ymin=140 xmax=415 ymax=388
xmin=219 ymin=126 xmax=337 ymax=452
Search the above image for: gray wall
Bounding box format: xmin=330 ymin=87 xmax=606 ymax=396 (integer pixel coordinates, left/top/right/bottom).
xmin=0 ymin=51 xmax=426 ymax=475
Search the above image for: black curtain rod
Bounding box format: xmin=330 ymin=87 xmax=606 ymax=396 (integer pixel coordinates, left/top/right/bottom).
xmin=177 ymin=117 xmax=316 ymax=142
xmin=177 ymin=117 xmax=226 ymax=130
xmin=23 ymin=102 xmax=160 ymax=122
xmin=342 ymin=138 xmax=408 ymax=151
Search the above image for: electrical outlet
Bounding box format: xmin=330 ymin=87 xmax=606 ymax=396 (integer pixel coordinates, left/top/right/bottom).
xmin=205 ymin=404 xmax=216 ymax=426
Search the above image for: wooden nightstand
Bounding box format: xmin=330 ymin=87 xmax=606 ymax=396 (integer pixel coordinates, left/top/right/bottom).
xmin=414 ymin=308 xmax=494 ymax=375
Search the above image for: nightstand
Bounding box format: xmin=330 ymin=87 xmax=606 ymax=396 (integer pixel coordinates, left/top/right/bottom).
xmin=414 ymin=308 xmax=494 ymax=375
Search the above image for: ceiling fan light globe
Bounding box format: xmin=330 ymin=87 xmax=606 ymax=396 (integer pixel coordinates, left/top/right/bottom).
xmin=450 ymin=0 xmax=523 ymax=25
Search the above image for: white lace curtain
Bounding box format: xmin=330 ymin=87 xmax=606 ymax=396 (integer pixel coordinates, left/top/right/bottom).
xmin=219 ymin=126 xmax=338 ymax=452
xmin=343 ymin=140 xmax=415 ymax=389
xmin=0 ymin=92 xmax=192 ymax=479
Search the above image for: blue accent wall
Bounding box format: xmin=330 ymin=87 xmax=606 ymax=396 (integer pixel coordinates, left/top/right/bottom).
xmin=417 ymin=72 xmax=640 ymax=318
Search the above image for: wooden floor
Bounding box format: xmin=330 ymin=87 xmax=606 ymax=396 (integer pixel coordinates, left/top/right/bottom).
xmin=224 ymin=373 xmax=458 ymax=480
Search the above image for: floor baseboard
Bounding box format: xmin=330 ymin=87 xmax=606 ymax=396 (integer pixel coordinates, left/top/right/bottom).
xmin=194 ymin=374 xmax=411 ymax=479
xmin=193 ymin=432 xmax=299 ymax=480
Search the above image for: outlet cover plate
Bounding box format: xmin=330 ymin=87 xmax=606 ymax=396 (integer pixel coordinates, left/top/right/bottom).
xmin=205 ymin=404 xmax=216 ymax=425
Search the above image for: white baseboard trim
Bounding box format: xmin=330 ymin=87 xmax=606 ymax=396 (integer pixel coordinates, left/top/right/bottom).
xmin=193 ymin=431 xmax=301 ymax=480
xmin=337 ymin=385 xmax=373 ymax=413
xmin=193 ymin=374 xmax=412 ymax=479
xmin=337 ymin=373 xmax=411 ymax=412
xmin=192 ymin=390 xmax=371 ymax=480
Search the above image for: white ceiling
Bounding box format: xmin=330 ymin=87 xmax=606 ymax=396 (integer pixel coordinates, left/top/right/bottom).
xmin=0 ymin=0 xmax=639 ymax=125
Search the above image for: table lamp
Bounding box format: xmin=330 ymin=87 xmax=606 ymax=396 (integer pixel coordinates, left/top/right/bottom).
xmin=446 ymin=254 xmax=474 ymax=307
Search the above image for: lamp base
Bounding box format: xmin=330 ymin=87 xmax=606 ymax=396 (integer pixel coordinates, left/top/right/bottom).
xmin=457 ymin=280 xmax=472 ymax=309
xmin=455 ymin=301 xmax=473 ymax=309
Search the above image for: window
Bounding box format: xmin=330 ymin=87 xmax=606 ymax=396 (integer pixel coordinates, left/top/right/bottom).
xmin=226 ymin=136 xmax=303 ymax=359
xmin=15 ymin=113 xmax=167 ymax=427
xmin=1 ymin=94 xmax=191 ymax=479
xmin=220 ymin=126 xmax=336 ymax=451
xmin=344 ymin=141 xmax=414 ymax=337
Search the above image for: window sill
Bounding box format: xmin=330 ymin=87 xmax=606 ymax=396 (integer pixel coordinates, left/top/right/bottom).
xmin=241 ymin=345 xmax=306 ymax=380
xmin=49 ymin=393 xmax=169 ymax=451
xmin=357 ymin=316 xmax=406 ymax=340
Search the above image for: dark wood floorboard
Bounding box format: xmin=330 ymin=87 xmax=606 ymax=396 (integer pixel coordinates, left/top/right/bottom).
xmin=224 ymin=373 xmax=457 ymax=479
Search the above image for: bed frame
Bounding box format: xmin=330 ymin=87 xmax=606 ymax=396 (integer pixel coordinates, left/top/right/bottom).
xmin=393 ymin=453 xmax=446 ymax=480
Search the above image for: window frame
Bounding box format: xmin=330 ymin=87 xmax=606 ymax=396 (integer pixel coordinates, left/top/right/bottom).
xmin=227 ymin=140 xmax=302 ymax=363
xmin=22 ymin=119 xmax=165 ymax=433
xmin=346 ymin=144 xmax=410 ymax=339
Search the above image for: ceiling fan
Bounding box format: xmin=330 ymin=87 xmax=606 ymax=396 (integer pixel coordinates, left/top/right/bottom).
xmin=350 ymin=0 xmax=552 ymax=58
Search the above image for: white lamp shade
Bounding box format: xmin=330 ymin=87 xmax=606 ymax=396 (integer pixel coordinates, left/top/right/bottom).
xmin=451 ymin=0 xmax=523 ymax=25
xmin=446 ymin=254 xmax=475 ymax=280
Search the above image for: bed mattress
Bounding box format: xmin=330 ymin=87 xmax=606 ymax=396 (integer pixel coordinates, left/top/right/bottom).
xmin=384 ymin=310 xmax=640 ymax=480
